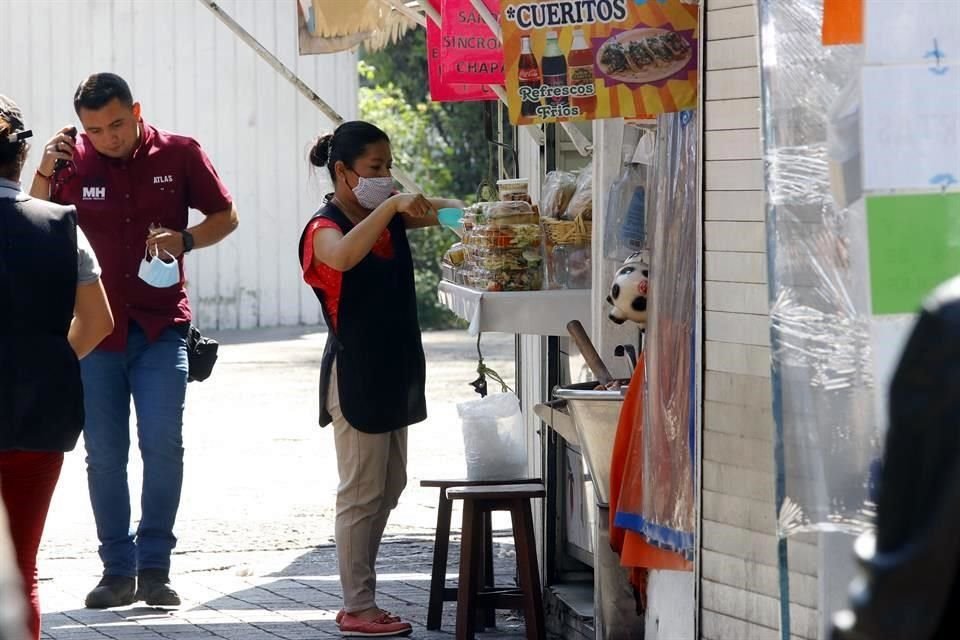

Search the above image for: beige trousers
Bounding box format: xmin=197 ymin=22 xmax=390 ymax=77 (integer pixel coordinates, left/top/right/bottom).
xmin=327 ymin=363 xmax=408 ymax=612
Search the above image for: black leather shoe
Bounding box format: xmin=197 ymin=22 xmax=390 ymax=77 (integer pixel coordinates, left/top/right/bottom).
xmin=84 ymin=575 xmax=136 ymax=609
xmin=135 ymin=569 xmax=181 ymax=607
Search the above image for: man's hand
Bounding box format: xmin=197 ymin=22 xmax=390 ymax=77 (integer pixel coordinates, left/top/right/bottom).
xmin=146 ymin=226 xmax=184 ymax=260
xmin=37 ymin=126 xmax=77 ymax=177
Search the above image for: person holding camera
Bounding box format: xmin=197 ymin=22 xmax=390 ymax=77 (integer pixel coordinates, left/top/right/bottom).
xmin=29 ymin=73 xmax=239 ymax=609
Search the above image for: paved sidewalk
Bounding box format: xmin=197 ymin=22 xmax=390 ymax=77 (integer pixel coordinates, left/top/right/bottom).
xmin=40 ymin=536 xmax=527 ymax=639
xmin=34 ymin=328 xmax=528 ymax=640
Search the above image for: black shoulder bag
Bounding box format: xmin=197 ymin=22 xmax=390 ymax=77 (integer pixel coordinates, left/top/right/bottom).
xmin=186 ymin=325 xmax=218 ymax=382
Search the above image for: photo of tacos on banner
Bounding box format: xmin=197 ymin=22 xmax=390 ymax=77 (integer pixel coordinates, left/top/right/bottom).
xmin=597 ymin=28 xmax=694 ymax=84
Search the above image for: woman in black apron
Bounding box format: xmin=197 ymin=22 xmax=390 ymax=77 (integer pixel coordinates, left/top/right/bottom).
xmin=298 ymin=121 xmax=459 ymax=638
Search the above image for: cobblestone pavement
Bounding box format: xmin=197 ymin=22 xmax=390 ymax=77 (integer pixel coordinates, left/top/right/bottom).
xmin=36 ymin=328 xmax=528 ymax=639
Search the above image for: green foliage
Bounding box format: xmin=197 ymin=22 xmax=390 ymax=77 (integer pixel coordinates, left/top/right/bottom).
xmin=359 ymin=36 xmax=486 ymax=330
xmin=361 ymin=29 xmax=490 ymax=200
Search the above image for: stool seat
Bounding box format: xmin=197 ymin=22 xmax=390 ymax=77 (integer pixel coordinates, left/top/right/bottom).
xmin=449 ymin=482 xmax=546 ymax=640
xmin=421 ymin=477 xmax=542 ymax=633
xmin=447 ymin=483 xmax=546 ymax=501
xmin=421 ymin=477 xmax=541 ymax=489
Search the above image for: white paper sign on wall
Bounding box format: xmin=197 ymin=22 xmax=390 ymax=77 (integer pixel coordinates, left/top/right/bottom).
xmin=865 ymin=0 xmax=960 ymax=66
xmin=861 ymin=65 xmax=960 ymax=192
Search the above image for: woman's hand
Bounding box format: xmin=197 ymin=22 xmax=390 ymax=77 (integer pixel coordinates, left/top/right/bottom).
xmin=390 ymin=193 xmax=436 ymax=219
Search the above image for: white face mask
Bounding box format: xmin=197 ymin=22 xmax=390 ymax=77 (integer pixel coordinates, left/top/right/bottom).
xmin=138 ymin=246 xmax=180 ymax=288
xmin=352 ymin=175 xmax=394 ymax=210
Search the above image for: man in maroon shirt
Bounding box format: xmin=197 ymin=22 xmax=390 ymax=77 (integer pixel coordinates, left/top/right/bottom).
xmin=30 ymin=73 xmax=238 ymax=609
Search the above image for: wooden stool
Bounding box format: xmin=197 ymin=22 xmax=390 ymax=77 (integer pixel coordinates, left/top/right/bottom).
xmin=420 ymin=478 xmax=541 ymax=631
xmin=447 ymin=483 xmax=547 ymax=640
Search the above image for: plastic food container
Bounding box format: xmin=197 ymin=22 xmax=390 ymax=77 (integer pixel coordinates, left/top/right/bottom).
xmin=467 ymin=223 xmax=542 ymax=250
xmin=443 ymin=243 xmax=466 ymax=267
xmin=468 ymin=200 xmax=538 ymax=224
xmin=470 ymin=247 xmax=543 ymax=271
xmin=497 ymin=178 xmax=532 ymax=203
xmin=465 ymin=266 xmax=543 ymax=292
xmin=460 ymin=201 xmax=545 ymax=292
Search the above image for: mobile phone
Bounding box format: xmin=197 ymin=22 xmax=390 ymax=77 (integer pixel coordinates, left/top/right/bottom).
xmin=54 ymin=126 xmax=77 ymax=172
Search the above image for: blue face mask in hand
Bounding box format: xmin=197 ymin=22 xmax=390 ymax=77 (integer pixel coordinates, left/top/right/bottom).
xmin=138 ymin=246 xmax=180 ymax=288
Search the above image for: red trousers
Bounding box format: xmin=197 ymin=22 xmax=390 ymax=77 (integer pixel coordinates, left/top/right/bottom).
xmin=0 ymin=451 xmax=64 ymax=640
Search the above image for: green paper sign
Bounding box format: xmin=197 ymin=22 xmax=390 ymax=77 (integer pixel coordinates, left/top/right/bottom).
xmin=867 ymin=193 xmax=960 ymax=315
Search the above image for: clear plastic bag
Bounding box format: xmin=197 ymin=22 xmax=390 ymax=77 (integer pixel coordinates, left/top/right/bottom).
xmin=540 ymin=171 xmax=579 ymax=219
xmin=562 ymin=170 xmax=593 ymax=221
xmin=604 ymin=164 xmax=648 ymax=262
xmin=458 ymin=393 xmax=528 ymax=481
xmin=604 ymin=131 xmax=655 ymax=262
xmin=641 ymin=110 xmax=698 ymax=556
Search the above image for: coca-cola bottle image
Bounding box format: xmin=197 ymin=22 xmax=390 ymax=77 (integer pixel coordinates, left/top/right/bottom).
xmin=541 ymin=31 xmax=568 ymax=108
xmin=518 ymin=36 xmax=542 ymax=118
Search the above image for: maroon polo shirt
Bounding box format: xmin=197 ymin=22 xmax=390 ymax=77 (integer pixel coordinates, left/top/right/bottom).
xmin=52 ymin=120 xmax=232 ymax=352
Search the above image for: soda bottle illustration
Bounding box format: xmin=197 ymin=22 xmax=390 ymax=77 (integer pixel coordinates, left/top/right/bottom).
xmin=518 ymin=36 xmax=542 ymax=118
xmin=541 ymin=31 xmax=569 ymax=108
xmin=568 ymin=29 xmax=596 ymax=115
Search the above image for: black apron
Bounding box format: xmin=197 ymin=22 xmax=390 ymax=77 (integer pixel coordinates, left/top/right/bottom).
xmin=298 ymin=202 xmax=426 ymax=433
xmin=0 ymin=194 xmax=84 ymax=452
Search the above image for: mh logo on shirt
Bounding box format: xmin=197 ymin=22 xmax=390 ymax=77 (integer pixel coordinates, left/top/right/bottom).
xmin=82 ymin=186 xmax=106 ymax=201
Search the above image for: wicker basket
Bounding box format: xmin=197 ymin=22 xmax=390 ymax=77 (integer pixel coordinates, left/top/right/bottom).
xmin=541 ymin=214 xmax=592 ymax=246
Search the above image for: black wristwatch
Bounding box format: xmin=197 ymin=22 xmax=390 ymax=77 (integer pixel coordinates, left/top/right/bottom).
xmin=181 ymin=230 xmax=195 ymax=253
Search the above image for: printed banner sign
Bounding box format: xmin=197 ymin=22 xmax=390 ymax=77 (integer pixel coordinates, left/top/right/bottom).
xmin=440 ymin=0 xmax=505 ymax=85
xmin=501 ymin=0 xmax=698 ymax=124
xmin=427 ymin=0 xmax=498 ymax=102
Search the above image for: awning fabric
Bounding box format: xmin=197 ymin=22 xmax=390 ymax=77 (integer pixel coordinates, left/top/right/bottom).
xmin=299 ymin=0 xmax=419 ymax=52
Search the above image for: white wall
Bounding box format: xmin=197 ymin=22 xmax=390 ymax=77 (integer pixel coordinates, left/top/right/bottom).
xmin=700 ymin=1 xmax=819 ymax=638
xmin=1 ymin=0 xmax=357 ymax=329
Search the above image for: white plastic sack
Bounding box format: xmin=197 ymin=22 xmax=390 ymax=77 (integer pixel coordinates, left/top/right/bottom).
xmin=458 ymin=393 xmax=528 ymax=481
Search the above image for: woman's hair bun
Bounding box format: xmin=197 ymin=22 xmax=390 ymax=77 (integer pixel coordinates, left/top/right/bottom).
xmin=309 ymin=134 xmax=334 ymax=168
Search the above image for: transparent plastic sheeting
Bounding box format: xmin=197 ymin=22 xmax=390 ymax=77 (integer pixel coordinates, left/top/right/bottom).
xmin=640 ymin=111 xmax=698 ymax=555
xmin=759 ymin=0 xmax=882 ymax=537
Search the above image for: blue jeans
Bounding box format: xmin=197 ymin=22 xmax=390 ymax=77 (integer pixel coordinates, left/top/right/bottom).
xmin=80 ymin=323 xmax=188 ymax=577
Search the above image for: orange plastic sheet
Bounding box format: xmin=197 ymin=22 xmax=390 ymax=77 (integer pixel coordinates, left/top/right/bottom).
xmin=822 ymin=0 xmax=863 ymax=45
xmin=609 ymin=356 xmax=692 ymax=579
